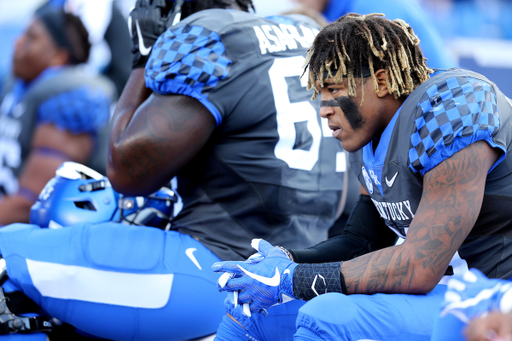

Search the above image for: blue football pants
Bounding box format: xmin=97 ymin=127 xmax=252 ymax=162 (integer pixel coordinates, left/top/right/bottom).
xmin=215 ymin=284 xmax=447 ymax=341
xmin=0 ymin=222 xmax=225 ymax=341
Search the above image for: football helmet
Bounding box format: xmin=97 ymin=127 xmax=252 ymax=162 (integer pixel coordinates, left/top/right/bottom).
xmin=30 ymin=162 xmax=177 ymax=229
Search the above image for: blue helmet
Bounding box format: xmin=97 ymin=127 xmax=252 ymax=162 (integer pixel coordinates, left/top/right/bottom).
xmin=30 ymin=162 xmax=177 ymax=229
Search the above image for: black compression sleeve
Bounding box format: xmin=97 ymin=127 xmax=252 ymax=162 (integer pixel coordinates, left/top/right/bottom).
xmin=289 ymin=194 xmax=398 ymax=263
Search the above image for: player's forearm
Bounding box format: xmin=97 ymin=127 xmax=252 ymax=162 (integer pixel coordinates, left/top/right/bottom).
xmin=289 ymin=195 xmax=397 ymax=263
xmin=340 ymin=243 xmax=443 ymax=295
xmin=342 ymin=142 xmax=494 ymax=295
xmin=340 ymin=199 xmax=474 ymax=294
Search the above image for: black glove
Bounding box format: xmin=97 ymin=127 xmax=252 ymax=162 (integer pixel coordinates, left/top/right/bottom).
xmin=128 ymin=0 xmax=178 ymax=69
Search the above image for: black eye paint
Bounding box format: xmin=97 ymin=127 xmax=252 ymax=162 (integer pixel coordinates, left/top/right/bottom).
xmin=321 ymin=97 xmax=364 ymax=129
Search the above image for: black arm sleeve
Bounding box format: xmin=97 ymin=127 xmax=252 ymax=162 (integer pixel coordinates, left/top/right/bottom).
xmin=289 ymin=194 xmax=398 ymax=263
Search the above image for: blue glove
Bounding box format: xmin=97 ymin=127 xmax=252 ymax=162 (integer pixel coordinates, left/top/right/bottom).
xmin=212 ymin=239 xmax=297 ymax=315
xmin=440 ymin=268 xmax=512 ymax=323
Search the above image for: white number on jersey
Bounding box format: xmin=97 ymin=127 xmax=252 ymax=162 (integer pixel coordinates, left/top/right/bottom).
xmin=269 ymin=56 xmax=322 ymax=171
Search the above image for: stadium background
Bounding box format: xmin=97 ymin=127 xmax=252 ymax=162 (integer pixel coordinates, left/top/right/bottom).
xmin=1 ymin=0 xmax=511 ymax=99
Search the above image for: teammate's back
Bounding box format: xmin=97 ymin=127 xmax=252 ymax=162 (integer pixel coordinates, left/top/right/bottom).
xmin=143 ymin=9 xmax=346 ymax=260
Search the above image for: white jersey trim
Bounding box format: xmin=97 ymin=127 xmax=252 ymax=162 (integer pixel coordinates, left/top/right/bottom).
xmin=26 ymin=259 xmax=173 ymax=308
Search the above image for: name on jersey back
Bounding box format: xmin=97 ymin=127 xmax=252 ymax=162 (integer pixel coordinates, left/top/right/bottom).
xmin=253 ymin=24 xmax=320 ymax=55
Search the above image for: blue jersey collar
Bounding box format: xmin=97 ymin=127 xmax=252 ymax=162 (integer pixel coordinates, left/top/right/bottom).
xmin=362 ymin=102 xmax=404 ymax=195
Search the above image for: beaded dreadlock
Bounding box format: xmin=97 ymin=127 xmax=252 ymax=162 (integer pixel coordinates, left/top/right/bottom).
xmin=304 ymin=13 xmax=433 ymax=102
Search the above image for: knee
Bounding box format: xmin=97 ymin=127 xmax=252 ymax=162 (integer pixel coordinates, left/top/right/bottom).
xmin=298 ymin=293 xmax=357 ymax=325
xmin=296 ymin=293 xmax=356 ymax=340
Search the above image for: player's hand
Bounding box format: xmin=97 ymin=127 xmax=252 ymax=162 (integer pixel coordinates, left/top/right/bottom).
xmin=212 ymin=239 xmax=297 ymax=316
xmin=440 ymin=268 xmax=512 ymax=323
xmin=464 ymin=311 xmax=512 ymax=341
xmin=128 ymin=0 xmax=174 ymax=69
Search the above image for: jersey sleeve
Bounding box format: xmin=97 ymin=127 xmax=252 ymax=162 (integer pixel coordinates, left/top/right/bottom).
xmin=408 ymin=76 xmax=505 ymax=175
xmin=36 ymin=86 xmax=111 ymax=135
xmin=144 ymin=24 xmax=232 ymax=126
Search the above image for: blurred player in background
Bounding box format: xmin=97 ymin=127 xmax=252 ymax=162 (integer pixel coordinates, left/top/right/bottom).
xmin=0 ymin=6 xmax=114 ymax=226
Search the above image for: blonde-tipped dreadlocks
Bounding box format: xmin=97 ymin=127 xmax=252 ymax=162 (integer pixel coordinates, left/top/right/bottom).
xmin=304 ymin=13 xmax=433 ymax=101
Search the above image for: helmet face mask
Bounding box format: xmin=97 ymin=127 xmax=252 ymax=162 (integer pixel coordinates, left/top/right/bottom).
xmin=30 ymin=162 xmax=177 ymax=230
xmin=114 ymin=188 xmax=177 ymax=229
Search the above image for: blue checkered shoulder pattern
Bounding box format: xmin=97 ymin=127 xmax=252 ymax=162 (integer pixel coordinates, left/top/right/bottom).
xmin=408 ymin=76 xmax=500 ymax=175
xmin=37 ymin=86 xmax=111 ymax=136
xmin=145 ymin=25 xmax=232 ymax=126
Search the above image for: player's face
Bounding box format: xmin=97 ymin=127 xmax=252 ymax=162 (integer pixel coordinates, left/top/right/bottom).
xmin=12 ymin=18 xmax=63 ymax=82
xmin=318 ymin=77 xmax=390 ymax=152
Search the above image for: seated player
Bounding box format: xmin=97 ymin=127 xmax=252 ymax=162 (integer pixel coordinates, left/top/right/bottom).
xmin=212 ymin=13 xmax=512 ymax=341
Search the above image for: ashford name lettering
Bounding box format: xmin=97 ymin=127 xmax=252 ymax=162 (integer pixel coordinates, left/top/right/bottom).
xmin=253 ymin=24 xmax=319 ymax=54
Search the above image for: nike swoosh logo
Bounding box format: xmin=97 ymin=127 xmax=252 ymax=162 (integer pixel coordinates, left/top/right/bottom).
xmin=385 ymin=172 xmax=399 ymax=187
xmin=185 ymin=248 xmax=202 ymax=270
xmin=135 ymin=20 xmax=152 ymax=56
xmin=237 ymin=265 xmax=280 ymax=287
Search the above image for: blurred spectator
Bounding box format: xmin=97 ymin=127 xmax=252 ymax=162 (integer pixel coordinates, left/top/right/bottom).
xmin=0 ymin=0 xmax=45 ymax=95
xmin=291 ymin=0 xmax=457 ymax=69
xmin=0 ymin=7 xmax=114 ymax=225
xmin=41 ymin=0 xmax=132 ymax=95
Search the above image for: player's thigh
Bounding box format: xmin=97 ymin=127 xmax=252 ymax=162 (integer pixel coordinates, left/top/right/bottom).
xmin=295 ymin=284 xmax=447 ymax=341
xmin=430 ymin=312 xmax=467 ymax=341
xmin=1 ymin=223 xmax=225 ymax=341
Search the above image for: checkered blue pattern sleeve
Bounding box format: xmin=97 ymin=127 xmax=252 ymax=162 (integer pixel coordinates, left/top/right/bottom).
xmin=408 ymin=76 xmax=503 ymax=175
xmin=37 ymin=86 xmax=111 ymax=135
xmin=144 ymin=25 xmax=233 ymax=126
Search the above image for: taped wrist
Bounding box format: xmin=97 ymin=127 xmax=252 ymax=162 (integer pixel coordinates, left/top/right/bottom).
xmin=292 ymin=262 xmax=345 ymax=301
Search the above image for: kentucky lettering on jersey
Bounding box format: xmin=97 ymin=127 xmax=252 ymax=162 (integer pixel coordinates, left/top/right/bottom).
xmin=371 ymin=198 xmax=415 ymax=222
xmin=253 ymin=24 xmax=319 ymax=55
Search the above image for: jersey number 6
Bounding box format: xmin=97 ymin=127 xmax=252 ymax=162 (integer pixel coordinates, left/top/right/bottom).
xmin=269 ymin=56 xmax=322 ymax=171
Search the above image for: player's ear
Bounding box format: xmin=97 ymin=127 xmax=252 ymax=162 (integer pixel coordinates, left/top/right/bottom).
xmin=374 ymin=69 xmax=389 ymax=98
xmin=49 ymin=48 xmax=70 ymax=67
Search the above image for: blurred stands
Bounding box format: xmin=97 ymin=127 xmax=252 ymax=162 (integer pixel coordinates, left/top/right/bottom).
xmin=418 ymin=0 xmax=512 ymax=97
xmin=4 ymin=0 xmax=510 ymax=97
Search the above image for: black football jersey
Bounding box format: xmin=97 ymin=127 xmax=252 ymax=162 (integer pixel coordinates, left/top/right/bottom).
xmin=145 ymin=10 xmax=347 ymax=261
xmin=349 ymin=68 xmax=512 ymax=279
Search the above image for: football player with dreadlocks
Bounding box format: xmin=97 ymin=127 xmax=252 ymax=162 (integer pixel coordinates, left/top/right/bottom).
xmin=0 ymin=0 xmax=352 ymax=339
xmin=213 ymin=13 xmax=512 ymax=341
